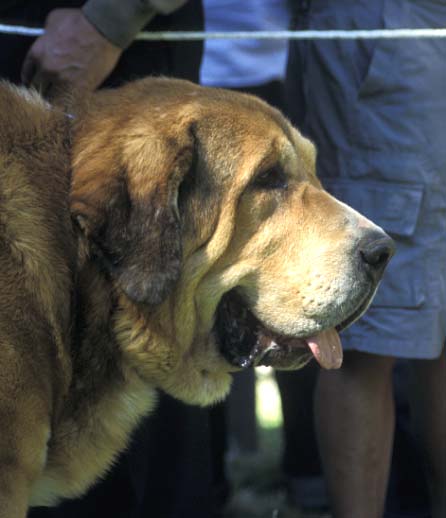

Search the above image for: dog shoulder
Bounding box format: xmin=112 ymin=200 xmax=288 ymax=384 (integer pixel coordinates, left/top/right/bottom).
xmin=0 ymin=82 xmax=75 ymax=397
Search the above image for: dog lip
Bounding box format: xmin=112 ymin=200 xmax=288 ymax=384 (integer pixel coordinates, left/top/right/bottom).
xmin=214 ymin=291 xmax=262 ymax=369
xmin=253 ymin=334 xmax=314 ymax=370
xmin=215 ymin=291 xmax=321 ymax=370
xmin=335 ymin=284 xmax=377 ymax=333
xmin=215 ymin=283 xmax=377 ymax=370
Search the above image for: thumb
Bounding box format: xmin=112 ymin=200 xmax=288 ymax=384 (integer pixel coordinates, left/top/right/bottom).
xmin=21 ymin=48 xmax=38 ymax=86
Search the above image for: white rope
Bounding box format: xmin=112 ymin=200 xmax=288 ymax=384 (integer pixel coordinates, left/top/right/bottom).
xmin=1 ymin=24 xmax=446 ymax=40
xmin=135 ymin=28 xmax=446 ymax=41
xmin=0 ymin=23 xmax=43 ymax=36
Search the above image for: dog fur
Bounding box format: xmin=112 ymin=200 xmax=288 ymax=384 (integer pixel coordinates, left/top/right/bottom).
xmin=0 ymin=78 xmax=391 ymax=516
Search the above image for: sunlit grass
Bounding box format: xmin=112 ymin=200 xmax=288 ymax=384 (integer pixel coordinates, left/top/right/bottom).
xmin=225 ymin=367 xmax=330 ymax=517
xmin=224 ymin=368 xmax=297 ymax=517
xmin=256 ymin=366 xmax=283 ymax=429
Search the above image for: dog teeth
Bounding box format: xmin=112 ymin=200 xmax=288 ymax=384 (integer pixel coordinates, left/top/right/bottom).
xmin=238 ymin=357 xmax=251 ymax=368
xmin=253 ymin=339 xmax=280 ymax=366
xmin=269 ymin=340 xmax=280 ymax=351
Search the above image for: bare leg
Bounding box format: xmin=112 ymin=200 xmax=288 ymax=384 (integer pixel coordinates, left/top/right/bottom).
xmin=314 ymin=351 xmax=395 ymax=518
xmin=408 ymin=350 xmax=446 ymax=518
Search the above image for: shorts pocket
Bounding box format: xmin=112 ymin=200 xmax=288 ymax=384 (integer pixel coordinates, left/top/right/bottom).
xmin=351 ymin=0 xmax=446 ymax=150
xmin=323 ymin=178 xmax=426 ymax=308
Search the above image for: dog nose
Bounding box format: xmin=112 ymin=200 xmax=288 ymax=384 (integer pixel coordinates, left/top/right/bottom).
xmin=359 ymin=232 xmax=395 ymax=280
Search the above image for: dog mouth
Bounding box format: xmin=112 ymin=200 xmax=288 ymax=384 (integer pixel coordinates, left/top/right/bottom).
xmin=215 ymin=290 xmax=372 ymax=371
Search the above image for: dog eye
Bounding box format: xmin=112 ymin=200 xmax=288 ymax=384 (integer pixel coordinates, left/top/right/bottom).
xmin=253 ymin=167 xmax=288 ymax=190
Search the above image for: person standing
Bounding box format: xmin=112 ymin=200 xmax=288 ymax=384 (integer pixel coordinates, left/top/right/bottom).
xmin=286 ymin=1 xmax=446 ymax=517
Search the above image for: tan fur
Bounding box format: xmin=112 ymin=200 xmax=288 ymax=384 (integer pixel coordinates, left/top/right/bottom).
xmin=0 ymin=78 xmax=388 ymax=516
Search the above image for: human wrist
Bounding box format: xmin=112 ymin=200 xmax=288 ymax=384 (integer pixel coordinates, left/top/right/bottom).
xmin=82 ymin=0 xmax=156 ymax=49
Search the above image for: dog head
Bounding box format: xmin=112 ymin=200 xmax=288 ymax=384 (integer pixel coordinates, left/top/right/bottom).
xmin=71 ymin=78 xmax=394 ymax=405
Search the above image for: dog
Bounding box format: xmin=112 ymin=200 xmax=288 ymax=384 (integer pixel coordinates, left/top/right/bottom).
xmin=0 ymin=78 xmax=394 ymax=516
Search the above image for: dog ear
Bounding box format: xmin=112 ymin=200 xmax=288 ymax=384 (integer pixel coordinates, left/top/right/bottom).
xmin=71 ymin=126 xmax=195 ymax=305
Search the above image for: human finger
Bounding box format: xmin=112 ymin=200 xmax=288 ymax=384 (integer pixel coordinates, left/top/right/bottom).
xmin=21 ymin=50 xmax=38 ymax=86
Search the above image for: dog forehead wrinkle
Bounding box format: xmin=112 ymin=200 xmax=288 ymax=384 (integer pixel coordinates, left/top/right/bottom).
xmin=203 ymin=85 xmax=293 ymax=141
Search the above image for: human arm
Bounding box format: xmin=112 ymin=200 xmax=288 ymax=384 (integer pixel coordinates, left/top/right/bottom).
xmin=21 ymin=0 xmax=188 ymax=95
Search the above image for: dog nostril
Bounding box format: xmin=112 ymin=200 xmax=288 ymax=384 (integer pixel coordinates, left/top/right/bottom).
xmin=360 ymin=236 xmax=395 ymax=270
xmin=361 ymin=246 xmax=390 ymax=267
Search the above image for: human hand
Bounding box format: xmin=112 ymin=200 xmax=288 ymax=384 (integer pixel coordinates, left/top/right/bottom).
xmin=21 ymin=8 xmax=123 ymax=96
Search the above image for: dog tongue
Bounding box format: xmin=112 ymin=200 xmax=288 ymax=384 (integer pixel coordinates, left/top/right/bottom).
xmin=305 ymin=328 xmax=343 ymax=369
